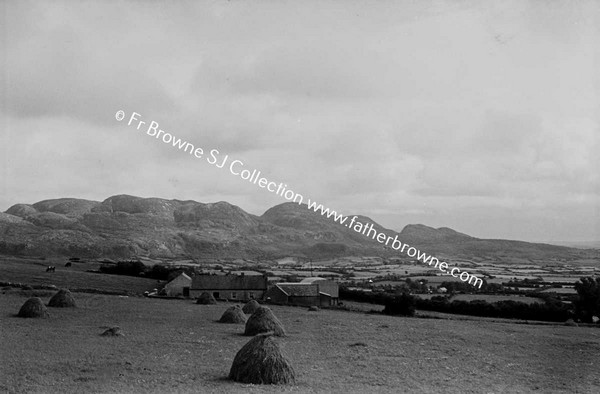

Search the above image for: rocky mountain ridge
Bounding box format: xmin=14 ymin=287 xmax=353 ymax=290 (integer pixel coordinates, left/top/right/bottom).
xmin=0 ymin=195 xmax=597 ymax=263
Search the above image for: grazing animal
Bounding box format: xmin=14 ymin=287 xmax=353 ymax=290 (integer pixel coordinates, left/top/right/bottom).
xmin=46 ymin=266 xmax=56 ymax=272
xmin=65 ymin=262 xmax=72 ymax=267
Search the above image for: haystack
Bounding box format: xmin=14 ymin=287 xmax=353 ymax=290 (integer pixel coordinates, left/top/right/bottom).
xmin=219 ymin=305 xmax=247 ymax=324
xmin=229 ymin=334 xmax=295 ymax=385
xmin=196 ymin=292 xmax=217 ymax=304
xmin=242 ymin=299 xmax=260 ymax=314
xmin=48 ymin=288 xmax=76 ymax=308
xmin=244 ymin=306 xmax=286 ymax=337
xmin=101 ymin=326 xmax=123 ymax=336
xmin=564 ymin=319 xmax=578 ymax=327
xmin=17 ymin=297 xmax=49 ymax=318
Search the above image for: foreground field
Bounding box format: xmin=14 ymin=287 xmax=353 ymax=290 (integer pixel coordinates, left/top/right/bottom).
xmin=1 ymin=293 xmax=599 ymax=393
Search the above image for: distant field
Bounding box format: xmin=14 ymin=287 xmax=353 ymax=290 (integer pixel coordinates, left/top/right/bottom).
xmin=540 ymin=276 xmax=584 ymax=283
xmin=449 ymin=294 xmax=543 ymax=305
xmin=1 ymin=293 xmax=599 ymax=393
xmin=402 ymin=275 xmax=464 ymax=285
xmin=540 ymin=288 xmax=578 ymax=295
xmin=0 ymin=256 xmax=158 ymax=294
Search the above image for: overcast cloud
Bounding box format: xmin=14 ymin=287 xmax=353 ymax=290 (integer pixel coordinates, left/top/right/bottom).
xmin=1 ymin=0 xmax=598 ymax=243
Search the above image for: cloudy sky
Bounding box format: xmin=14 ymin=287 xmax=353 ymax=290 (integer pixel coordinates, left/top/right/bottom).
xmin=1 ymin=0 xmax=598 ymax=243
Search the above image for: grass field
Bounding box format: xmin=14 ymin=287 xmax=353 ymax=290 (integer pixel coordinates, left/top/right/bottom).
xmin=0 ymin=256 xmax=159 ymax=294
xmin=1 ymin=292 xmax=599 ymax=393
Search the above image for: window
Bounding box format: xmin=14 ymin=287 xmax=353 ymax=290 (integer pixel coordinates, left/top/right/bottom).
xmin=231 ymin=292 xmax=237 ymax=299
xmin=249 ymin=292 xmax=254 ymax=299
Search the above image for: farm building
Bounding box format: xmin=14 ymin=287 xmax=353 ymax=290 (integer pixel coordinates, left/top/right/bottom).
xmin=163 ymin=272 xmax=192 ymax=297
xmin=300 ymin=277 xmax=339 ymax=305
xmin=190 ymin=274 xmax=268 ymax=301
xmin=265 ymin=282 xmax=336 ymax=307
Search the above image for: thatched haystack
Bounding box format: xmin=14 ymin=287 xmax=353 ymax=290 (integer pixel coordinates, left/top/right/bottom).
xmin=229 ymin=334 xmax=295 ymax=385
xmin=196 ymin=292 xmax=217 ymax=304
xmin=244 ymin=306 xmax=286 ymax=337
xmin=219 ymin=305 xmax=247 ymax=324
xmin=48 ymin=288 xmax=76 ymax=308
xmin=242 ymin=299 xmax=260 ymax=314
xmin=308 ymin=306 xmax=319 ymax=312
xmin=564 ymin=319 xmax=578 ymax=327
xmin=101 ymin=326 xmax=123 ymax=336
xmin=17 ymin=297 xmax=49 ymax=318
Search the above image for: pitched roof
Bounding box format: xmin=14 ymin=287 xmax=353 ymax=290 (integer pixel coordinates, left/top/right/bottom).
xmin=191 ymin=274 xmax=267 ymax=290
xmin=276 ymin=283 xmax=319 ymax=297
xmin=165 ymin=272 xmax=191 ymax=285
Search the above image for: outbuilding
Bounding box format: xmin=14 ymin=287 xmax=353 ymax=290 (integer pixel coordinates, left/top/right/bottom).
xmin=163 ymin=272 xmax=192 ymax=297
xmin=265 ymin=283 xmax=334 ymax=307
xmin=300 ymin=277 xmax=339 ymax=306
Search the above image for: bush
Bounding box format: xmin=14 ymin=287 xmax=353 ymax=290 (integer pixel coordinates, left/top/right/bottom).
xmin=574 ymin=277 xmax=600 ymax=323
xmin=99 ymin=260 xmax=145 ymax=277
xmin=383 ymin=294 xmax=416 ymax=316
xmin=340 ymin=287 xmax=570 ymax=322
xmin=145 ymin=264 xmax=171 ymax=280
xmin=414 ymin=297 xmax=570 ymax=322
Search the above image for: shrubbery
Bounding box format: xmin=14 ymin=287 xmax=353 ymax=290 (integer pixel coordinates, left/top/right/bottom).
xmin=340 ymin=287 xmax=390 ymax=304
xmin=383 ymin=294 xmax=416 ymax=316
xmin=340 ymin=287 xmax=571 ymax=322
xmin=99 ymin=260 xmax=145 ymax=276
xmin=574 ymin=277 xmax=600 ymax=323
xmin=413 ymin=297 xmax=570 ymax=322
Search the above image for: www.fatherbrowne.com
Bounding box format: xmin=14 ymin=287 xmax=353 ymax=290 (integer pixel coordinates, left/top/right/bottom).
xmin=116 ymin=110 xmax=483 ymax=289
xmin=303 ymin=202 xmax=483 ymax=288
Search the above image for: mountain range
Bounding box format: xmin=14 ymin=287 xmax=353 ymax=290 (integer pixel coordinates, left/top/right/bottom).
xmin=0 ymin=195 xmax=597 ymax=263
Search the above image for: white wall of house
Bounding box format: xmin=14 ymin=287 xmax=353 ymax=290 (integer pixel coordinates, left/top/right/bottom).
xmin=164 ymin=273 xmax=192 ymax=297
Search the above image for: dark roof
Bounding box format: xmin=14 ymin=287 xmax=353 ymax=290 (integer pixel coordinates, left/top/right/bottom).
xmin=191 ymin=274 xmax=267 ymax=290
xmin=276 ymin=283 xmax=319 ymax=297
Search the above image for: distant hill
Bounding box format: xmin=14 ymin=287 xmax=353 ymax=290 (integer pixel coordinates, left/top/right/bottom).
xmin=1 ymin=195 xmax=598 ymax=264
xmin=547 ymin=241 xmax=600 ymax=249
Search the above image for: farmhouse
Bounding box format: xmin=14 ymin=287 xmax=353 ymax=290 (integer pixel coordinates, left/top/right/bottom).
xmin=190 ymin=274 xmax=268 ymax=301
xmin=265 ymin=278 xmax=339 ymax=307
xmin=163 ymin=272 xmax=192 ymax=297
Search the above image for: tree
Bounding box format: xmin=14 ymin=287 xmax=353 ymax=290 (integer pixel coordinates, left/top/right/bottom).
xmin=383 ymin=293 xmax=416 ymax=316
xmin=574 ymin=277 xmax=600 ymax=323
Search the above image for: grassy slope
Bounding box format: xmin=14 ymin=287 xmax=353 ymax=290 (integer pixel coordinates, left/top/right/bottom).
xmin=0 ymin=293 xmax=599 ymax=394
xmin=0 ymin=256 xmax=159 ymax=294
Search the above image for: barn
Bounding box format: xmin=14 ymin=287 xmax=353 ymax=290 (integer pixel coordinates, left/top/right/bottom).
xmin=300 ymin=277 xmax=339 ymax=306
xmin=265 ymin=283 xmax=334 ymax=307
xmin=190 ymin=274 xmax=268 ymax=302
xmin=163 ymin=272 xmax=192 ymax=297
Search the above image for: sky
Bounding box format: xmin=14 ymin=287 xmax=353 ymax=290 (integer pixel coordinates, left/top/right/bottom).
xmin=1 ymin=0 xmax=598 ymax=243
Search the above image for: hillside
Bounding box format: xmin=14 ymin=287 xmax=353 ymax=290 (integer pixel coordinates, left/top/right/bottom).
xmin=1 ymin=195 xmax=598 ymax=263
